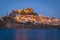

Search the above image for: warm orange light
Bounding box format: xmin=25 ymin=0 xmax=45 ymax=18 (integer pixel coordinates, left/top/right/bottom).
xmin=17 ymin=10 xmax=22 ymax=13
xmin=14 ymin=14 xmax=60 ymax=25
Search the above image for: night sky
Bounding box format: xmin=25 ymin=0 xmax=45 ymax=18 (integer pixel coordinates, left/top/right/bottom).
xmin=0 ymin=0 xmax=60 ymax=18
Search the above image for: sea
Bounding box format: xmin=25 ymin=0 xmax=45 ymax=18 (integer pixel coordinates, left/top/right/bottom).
xmin=0 ymin=28 xmax=60 ymax=40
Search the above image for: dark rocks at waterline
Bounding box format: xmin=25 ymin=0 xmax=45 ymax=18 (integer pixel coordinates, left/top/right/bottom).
xmin=0 ymin=20 xmax=60 ymax=29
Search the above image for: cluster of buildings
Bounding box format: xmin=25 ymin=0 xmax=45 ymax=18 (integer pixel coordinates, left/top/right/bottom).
xmin=14 ymin=14 xmax=60 ymax=25
xmin=12 ymin=8 xmax=60 ymax=26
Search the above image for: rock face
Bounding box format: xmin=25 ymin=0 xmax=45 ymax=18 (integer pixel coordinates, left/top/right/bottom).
xmin=0 ymin=8 xmax=60 ymax=29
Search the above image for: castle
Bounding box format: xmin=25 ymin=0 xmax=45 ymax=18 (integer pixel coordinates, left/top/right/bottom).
xmin=0 ymin=8 xmax=60 ymax=29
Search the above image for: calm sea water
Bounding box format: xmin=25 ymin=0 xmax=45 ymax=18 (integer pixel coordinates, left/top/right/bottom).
xmin=0 ymin=28 xmax=60 ymax=40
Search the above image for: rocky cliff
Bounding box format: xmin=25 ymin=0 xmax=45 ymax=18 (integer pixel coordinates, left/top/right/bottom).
xmin=0 ymin=8 xmax=60 ymax=29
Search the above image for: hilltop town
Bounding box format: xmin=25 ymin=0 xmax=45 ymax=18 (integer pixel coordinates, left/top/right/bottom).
xmin=0 ymin=8 xmax=60 ymax=29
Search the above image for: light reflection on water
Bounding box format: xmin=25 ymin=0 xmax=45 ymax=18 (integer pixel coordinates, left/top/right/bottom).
xmin=0 ymin=28 xmax=60 ymax=40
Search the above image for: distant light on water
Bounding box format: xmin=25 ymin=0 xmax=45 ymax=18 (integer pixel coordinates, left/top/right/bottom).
xmin=15 ymin=29 xmax=28 ymax=40
xmin=14 ymin=28 xmax=59 ymax=40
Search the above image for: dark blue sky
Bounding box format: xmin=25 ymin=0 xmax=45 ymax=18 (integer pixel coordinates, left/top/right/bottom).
xmin=0 ymin=0 xmax=60 ymax=18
